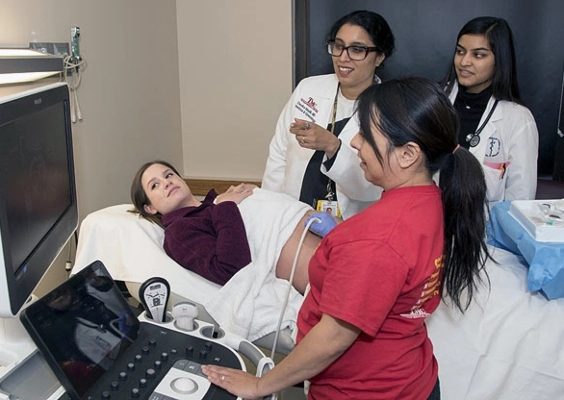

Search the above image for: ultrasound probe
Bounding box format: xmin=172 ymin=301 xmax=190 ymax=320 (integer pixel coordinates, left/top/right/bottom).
xmin=139 ymin=277 xmax=171 ymax=322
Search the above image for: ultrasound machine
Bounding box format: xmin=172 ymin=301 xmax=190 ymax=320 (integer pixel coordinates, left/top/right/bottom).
xmin=0 ymin=83 xmax=273 ymax=399
xmin=18 ymin=260 xmax=274 ymax=400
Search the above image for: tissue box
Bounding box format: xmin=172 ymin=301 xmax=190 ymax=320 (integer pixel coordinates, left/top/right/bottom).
xmin=508 ymin=200 xmax=564 ymax=242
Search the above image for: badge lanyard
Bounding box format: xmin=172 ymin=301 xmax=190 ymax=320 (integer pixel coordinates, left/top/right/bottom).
xmin=325 ymin=83 xmax=340 ymax=202
xmin=465 ymin=99 xmax=499 ymax=147
xmin=316 ymin=84 xmax=341 ymax=217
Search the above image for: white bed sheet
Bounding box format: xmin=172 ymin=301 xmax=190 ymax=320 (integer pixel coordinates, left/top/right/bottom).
xmin=73 ymin=204 xmax=221 ymax=305
xmin=427 ymin=246 xmax=564 ymax=399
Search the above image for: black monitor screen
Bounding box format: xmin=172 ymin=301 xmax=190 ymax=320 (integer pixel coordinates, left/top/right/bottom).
xmin=20 ymin=261 xmax=141 ymax=398
xmin=0 ymin=82 xmax=78 ymax=318
xmin=0 ymin=102 xmax=71 ymax=276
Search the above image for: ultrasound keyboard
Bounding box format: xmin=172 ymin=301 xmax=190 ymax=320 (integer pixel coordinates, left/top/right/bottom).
xmin=83 ymin=322 xmax=241 ymax=400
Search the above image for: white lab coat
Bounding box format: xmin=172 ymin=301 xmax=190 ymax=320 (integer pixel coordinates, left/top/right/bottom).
xmin=449 ymin=84 xmax=539 ymax=204
xmin=262 ymin=74 xmax=382 ymax=219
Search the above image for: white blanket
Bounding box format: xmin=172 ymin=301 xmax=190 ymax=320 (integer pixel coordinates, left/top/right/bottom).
xmin=427 ymin=246 xmax=564 ymax=399
xmin=206 ymin=188 xmax=312 ymax=341
xmin=73 ymin=188 xmax=311 ymax=342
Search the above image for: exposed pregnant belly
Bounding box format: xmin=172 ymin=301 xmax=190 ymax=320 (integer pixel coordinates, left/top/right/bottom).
xmin=276 ymin=210 xmax=321 ymax=293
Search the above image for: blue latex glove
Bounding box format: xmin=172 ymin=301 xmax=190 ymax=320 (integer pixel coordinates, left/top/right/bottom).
xmin=305 ymin=212 xmax=338 ymax=237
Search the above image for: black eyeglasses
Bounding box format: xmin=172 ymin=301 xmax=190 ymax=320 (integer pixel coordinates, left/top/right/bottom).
xmin=327 ymin=41 xmax=379 ymax=61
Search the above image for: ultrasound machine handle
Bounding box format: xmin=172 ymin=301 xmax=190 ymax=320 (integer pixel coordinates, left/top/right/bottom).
xmin=221 ymin=332 xmax=278 ymax=400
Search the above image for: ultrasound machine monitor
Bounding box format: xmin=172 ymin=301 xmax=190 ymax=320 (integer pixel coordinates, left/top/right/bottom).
xmin=20 ymin=260 xmax=244 ymax=400
xmin=0 ymin=82 xmax=78 ymax=321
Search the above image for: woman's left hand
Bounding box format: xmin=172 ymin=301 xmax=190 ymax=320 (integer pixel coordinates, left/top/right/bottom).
xmin=290 ymin=118 xmax=341 ymax=158
xmin=201 ymin=365 xmax=263 ymax=399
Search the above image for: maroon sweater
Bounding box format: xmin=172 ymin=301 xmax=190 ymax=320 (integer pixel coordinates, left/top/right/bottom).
xmin=161 ymin=190 xmax=252 ymax=285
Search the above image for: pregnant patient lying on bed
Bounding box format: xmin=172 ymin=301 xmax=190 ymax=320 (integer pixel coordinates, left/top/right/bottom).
xmin=130 ymin=160 xmax=323 ymax=294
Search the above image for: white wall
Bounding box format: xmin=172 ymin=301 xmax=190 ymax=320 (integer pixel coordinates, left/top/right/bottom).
xmin=0 ymin=0 xmax=183 ymax=293
xmin=0 ymin=0 xmax=183 ymax=215
xmin=0 ymin=0 xmax=293 ymax=293
xmin=176 ymin=0 xmax=293 ymax=181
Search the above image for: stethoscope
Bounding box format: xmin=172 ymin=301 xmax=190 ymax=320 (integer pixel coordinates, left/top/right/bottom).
xmin=465 ymin=99 xmax=499 ymax=147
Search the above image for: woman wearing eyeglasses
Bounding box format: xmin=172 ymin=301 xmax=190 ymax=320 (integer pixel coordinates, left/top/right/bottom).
xmin=261 ymin=10 xmax=395 ymax=219
xmin=441 ymin=16 xmax=538 ymax=203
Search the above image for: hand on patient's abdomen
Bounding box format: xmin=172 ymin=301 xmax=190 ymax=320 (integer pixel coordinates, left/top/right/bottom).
xmin=305 ymin=212 xmax=337 ymax=237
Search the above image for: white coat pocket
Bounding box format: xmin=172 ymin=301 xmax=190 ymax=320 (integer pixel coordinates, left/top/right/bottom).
xmin=482 ymin=161 xmax=509 ymax=203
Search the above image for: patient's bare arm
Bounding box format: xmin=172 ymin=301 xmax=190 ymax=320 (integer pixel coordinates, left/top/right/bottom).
xmin=275 ymin=210 xmax=322 ymax=294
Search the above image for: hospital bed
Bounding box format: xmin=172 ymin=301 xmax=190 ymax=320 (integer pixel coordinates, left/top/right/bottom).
xmin=72 ymin=202 xmax=302 ymax=356
xmin=73 ymin=203 xmax=564 ymax=399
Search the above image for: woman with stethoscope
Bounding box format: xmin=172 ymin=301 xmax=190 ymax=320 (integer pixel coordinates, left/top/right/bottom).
xmin=442 ymin=16 xmax=539 ymax=204
xmin=261 ymin=10 xmax=395 ymax=219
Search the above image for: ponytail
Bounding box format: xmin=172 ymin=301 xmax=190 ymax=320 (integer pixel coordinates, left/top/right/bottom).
xmin=358 ymin=77 xmax=491 ymax=312
xmin=439 ymin=147 xmax=491 ymax=311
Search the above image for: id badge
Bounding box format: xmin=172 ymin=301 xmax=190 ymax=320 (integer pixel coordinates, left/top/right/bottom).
xmin=316 ymin=200 xmax=341 ymax=218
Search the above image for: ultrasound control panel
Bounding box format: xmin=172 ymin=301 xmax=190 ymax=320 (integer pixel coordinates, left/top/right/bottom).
xmin=82 ymin=322 xmax=241 ymax=400
xmin=151 ymin=359 xmax=210 ymax=399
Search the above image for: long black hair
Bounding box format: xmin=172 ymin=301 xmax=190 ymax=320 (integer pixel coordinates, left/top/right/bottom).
xmin=357 ymin=77 xmax=491 ymax=311
xmin=442 ymin=16 xmax=521 ymax=104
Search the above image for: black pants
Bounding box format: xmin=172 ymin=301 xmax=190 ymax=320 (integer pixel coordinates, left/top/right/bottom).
xmin=426 ymin=378 xmax=441 ymax=400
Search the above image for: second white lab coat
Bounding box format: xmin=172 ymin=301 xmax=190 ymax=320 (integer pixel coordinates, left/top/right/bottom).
xmin=449 ymin=84 xmax=539 ymax=204
xmin=262 ymin=74 xmax=382 ymax=219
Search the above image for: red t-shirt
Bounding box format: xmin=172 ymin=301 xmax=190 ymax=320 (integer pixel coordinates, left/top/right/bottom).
xmin=297 ymin=185 xmax=444 ymax=399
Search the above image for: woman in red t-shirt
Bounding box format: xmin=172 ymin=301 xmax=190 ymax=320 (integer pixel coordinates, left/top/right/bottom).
xmin=202 ymin=77 xmax=491 ymax=400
